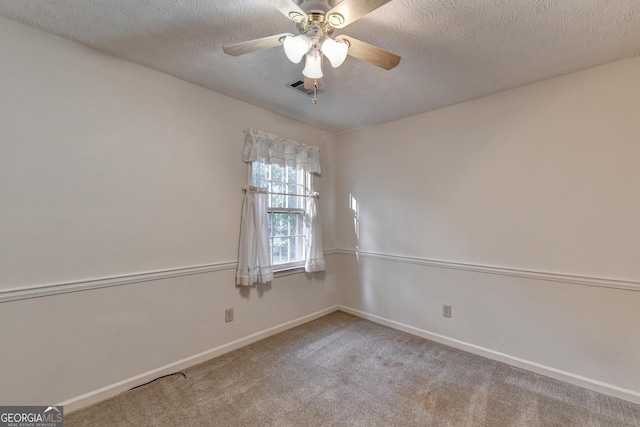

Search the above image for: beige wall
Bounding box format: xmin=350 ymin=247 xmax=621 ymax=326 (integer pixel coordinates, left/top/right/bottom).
xmin=0 ymin=17 xmax=338 ymax=407
xmin=2 ymin=13 xmax=640 ymax=409
xmin=335 ymin=56 xmax=640 ymax=399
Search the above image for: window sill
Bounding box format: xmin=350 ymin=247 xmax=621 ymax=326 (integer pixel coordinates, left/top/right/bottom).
xmin=273 ymin=264 xmax=306 ymax=278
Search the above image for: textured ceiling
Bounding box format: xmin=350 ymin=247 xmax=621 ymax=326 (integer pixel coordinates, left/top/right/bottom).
xmin=1 ymin=0 xmax=639 ymax=132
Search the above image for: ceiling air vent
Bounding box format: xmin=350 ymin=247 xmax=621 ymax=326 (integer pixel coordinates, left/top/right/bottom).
xmin=286 ymin=80 xmax=324 ymax=97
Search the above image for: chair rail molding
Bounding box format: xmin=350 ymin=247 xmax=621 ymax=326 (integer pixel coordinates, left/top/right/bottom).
xmin=337 ymin=249 xmax=640 ymax=292
xmin=0 ymin=249 xmax=342 ymax=303
xmin=0 ymin=262 xmax=237 ymax=304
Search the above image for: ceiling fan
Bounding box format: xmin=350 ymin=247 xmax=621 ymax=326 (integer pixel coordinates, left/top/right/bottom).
xmin=223 ymin=0 xmax=401 ymax=103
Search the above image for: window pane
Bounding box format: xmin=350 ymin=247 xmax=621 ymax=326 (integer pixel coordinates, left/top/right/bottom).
xmin=271 ymin=182 xmax=285 ymax=207
xmin=289 ymin=236 xmax=305 ymax=263
xmin=289 ymin=213 xmax=301 ymax=235
xmin=287 ymin=166 xmax=299 ymax=185
xmin=272 ymin=213 xmax=288 ymax=237
xmin=271 ymin=237 xmax=289 ymax=264
xmin=289 ymin=236 xmax=297 ymax=262
xmin=252 ymin=162 xmax=269 ymax=187
xmin=287 ymin=183 xmax=301 ymax=208
xmin=271 ymin=164 xmax=285 ymax=184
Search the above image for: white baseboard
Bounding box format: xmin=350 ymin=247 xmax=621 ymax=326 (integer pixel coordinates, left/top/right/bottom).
xmin=59 ymin=305 xmax=339 ymax=413
xmin=338 ymin=305 xmax=640 ymax=405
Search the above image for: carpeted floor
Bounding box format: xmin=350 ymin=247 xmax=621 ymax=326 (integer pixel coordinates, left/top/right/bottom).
xmin=67 ymin=311 xmax=640 ymax=426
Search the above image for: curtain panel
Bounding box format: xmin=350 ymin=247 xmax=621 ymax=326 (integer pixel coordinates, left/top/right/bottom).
xmin=242 ymin=128 xmax=321 ymax=175
xmin=304 ymin=194 xmax=325 ymax=273
xmin=236 ymin=187 xmax=273 ymax=286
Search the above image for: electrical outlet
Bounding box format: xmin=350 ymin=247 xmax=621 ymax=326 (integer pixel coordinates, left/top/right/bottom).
xmin=225 ymin=308 xmax=234 ymax=323
xmin=443 ymin=305 xmax=452 ymax=318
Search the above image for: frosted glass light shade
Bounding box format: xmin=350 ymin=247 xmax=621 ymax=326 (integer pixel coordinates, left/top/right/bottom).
xmin=321 ymin=38 xmax=348 ymax=68
xmin=283 ymin=35 xmax=311 ymax=64
xmin=302 ymin=53 xmax=323 ymax=79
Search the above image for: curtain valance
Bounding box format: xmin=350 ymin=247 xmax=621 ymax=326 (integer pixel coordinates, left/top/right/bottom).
xmin=242 ymin=128 xmax=321 ymax=175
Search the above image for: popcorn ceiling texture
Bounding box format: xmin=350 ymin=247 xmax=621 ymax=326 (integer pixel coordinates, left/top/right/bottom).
xmin=1 ymin=0 xmax=639 ymax=132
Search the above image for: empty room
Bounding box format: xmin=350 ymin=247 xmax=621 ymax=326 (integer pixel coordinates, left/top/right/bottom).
xmin=1 ymin=0 xmax=639 ymax=426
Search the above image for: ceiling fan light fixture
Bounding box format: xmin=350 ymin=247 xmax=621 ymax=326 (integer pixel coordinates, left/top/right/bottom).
xmin=321 ymin=37 xmax=348 ymax=68
xmin=302 ymin=52 xmax=323 ymax=79
xmin=283 ymin=34 xmax=311 ymax=64
xmin=222 ymin=0 xmax=401 ymax=103
xmin=327 ymin=13 xmax=345 ymax=27
xmin=288 ymin=11 xmax=306 ymax=23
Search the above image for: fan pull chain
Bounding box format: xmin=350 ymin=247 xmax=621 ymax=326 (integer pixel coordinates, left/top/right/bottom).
xmin=312 ymin=80 xmax=319 ymax=104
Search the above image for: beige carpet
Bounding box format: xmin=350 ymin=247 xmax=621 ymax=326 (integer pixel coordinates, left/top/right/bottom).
xmin=67 ymin=311 xmax=640 ymax=426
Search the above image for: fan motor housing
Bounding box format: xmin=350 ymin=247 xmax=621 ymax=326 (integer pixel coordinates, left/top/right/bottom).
xmin=296 ymin=14 xmax=334 ymax=37
xmin=299 ymin=1 xmax=331 ymax=14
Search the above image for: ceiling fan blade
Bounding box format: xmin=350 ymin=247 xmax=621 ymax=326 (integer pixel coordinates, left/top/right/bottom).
xmin=326 ymin=0 xmax=392 ymax=29
xmin=268 ymin=0 xmax=308 ymax=23
xmin=223 ymin=33 xmax=293 ymax=56
xmin=304 ymin=77 xmax=323 ymax=90
xmin=336 ymin=35 xmax=400 ymax=70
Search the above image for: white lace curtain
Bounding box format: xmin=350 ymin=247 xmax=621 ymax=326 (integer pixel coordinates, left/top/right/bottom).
xmin=242 ymin=128 xmax=322 ymax=175
xmin=236 ymin=128 xmax=325 ymax=286
xmin=304 ymin=194 xmax=325 ymax=273
xmin=236 ymin=187 xmax=273 ymax=286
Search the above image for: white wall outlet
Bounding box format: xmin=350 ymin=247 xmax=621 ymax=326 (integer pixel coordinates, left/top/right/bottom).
xmin=225 ymin=308 xmax=234 ymax=323
xmin=443 ymin=305 xmax=452 ymax=318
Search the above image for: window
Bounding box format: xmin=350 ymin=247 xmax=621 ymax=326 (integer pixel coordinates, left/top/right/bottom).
xmin=236 ymin=128 xmax=325 ymax=286
xmin=250 ymin=162 xmax=311 ymax=270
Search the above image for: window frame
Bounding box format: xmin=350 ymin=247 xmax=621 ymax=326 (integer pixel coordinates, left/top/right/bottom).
xmin=248 ymin=162 xmax=312 ymax=272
